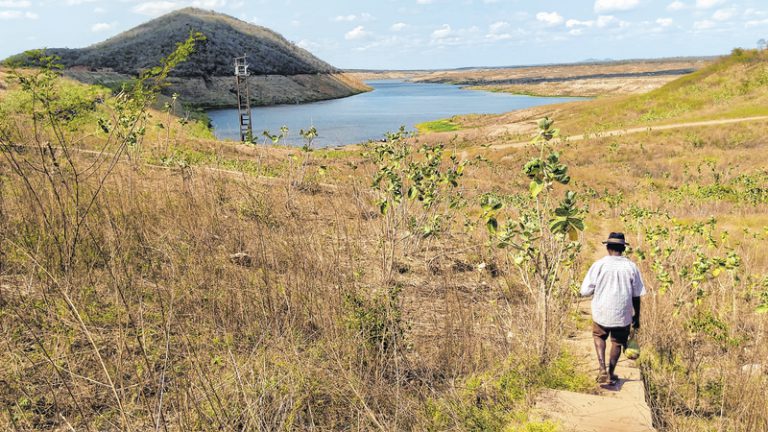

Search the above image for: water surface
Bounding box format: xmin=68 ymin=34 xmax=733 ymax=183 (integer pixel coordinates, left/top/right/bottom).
xmin=208 ymin=80 xmax=584 ymax=147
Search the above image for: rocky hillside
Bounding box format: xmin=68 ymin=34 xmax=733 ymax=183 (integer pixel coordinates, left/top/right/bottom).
xmin=5 ymin=8 xmax=369 ymax=107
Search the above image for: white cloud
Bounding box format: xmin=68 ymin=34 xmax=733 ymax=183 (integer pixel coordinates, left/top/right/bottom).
xmin=334 ymin=13 xmax=373 ymax=22
xmin=489 ymin=21 xmax=510 ymax=33
xmin=695 ymin=0 xmax=723 ymax=9
xmin=566 ymin=19 xmax=593 ymax=28
xmin=744 ymin=8 xmax=767 ymax=18
xmin=746 ymin=18 xmax=768 ymax=27
xmin=296 ymin=39 xmax=320 ymax=50
xmin=190 ymin=0 xmax=228 ymax=8
xmin=390 ymin=22 xmax=406 ymax=31
xmin=0 ymin=0 xmax=30 ymax=7
xmin=536 ymin=11 xmax=564 ymax=26
xmin=656 ymin=17 xmax=674 ymax=26
xmin=345 ymin=25 xmax=370 ymax=40
xmin=65 ymin=0 xmax=98 ymax=5
xmin=712 ymin=8 xmax=735 ymax=21
xmin=565 ymin=15 xmax=624 ymax=31
xmin=431 ymin=24 xmax=452 ymax=39
xmin=0 ymin=10 xmax=36 ymax=19
xmin=596 ymin=15 xmax=619 ymax=27
xmin=132 ymin=1 xmax=178 ymax=16
xmin=667 ymin=1 xmax=686 ymax=11
xmin=693 ymin=19 xmax=715 ymax=29
xmin=416 ymin=0 xmax=434 ymax=4
xmin=594 ymin=0 xmax=640 ymax=13
xmin=131 ymin=0 xmax=233 ymax=16
xmin=91 ymin=22 xmax=115 ymax=32
xmin=486 ymin=21 xmax=514 ymax=40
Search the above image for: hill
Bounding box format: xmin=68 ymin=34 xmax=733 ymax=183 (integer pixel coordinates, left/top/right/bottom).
xmin=433 ymin=49 xmax=768 ymax=139
xmin=4 ymin=8 xmax=369 ymax=107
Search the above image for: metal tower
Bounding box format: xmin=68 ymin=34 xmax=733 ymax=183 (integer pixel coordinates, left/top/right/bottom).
xmin=234 ymin=55 xmax=253 ymax=142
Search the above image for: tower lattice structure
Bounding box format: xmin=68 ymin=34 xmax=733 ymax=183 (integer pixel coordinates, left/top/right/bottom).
xmin=234 ymin=55 xmax=253 ymax=142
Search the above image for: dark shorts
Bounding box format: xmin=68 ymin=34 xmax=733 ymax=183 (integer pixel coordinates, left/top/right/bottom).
xmin=592 ymin=322 xmax=631 ymax=346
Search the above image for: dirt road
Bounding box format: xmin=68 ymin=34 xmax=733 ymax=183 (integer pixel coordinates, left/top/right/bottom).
xmin=488 ymin=116 xmax=768 ymax=151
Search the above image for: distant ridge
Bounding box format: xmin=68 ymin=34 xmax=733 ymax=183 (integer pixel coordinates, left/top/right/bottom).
xmin=5 ymin=8 xmax=369 ymax=108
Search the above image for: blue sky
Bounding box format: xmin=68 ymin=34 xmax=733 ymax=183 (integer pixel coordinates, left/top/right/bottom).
xmin=1 ymin=0 xmax=767 ymax=69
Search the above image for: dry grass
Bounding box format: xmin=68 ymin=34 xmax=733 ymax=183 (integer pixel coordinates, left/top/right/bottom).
xmin=1 ymin=50 xmax=768 ymax=431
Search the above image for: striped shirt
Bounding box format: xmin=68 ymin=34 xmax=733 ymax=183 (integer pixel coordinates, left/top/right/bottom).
xmin=580 ymin=255 xmax=646 ymax=327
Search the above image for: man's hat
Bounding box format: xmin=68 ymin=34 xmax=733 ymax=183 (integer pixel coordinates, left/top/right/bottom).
xmin=602 ymin=232 xmax=629 ymax=246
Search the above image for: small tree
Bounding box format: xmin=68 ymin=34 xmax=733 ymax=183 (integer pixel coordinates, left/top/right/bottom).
xmin=482 ymin=118 xmax=585 ymax=361
xmin=365 ymin=128 xmax=467 ymax=281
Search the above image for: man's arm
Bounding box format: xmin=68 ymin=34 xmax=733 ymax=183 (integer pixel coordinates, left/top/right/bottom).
xmin=632 ymin=296 xmax=641 ymax=329
xmin=580 ymin=263 xmax=597 ymax=297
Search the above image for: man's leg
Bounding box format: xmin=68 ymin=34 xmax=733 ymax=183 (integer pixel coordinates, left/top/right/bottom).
xmin=608 ymin=342 xmax=622 ymax=377
xmin=608 ymin=325 xmax=631 ymax=383
xmin=592 ymin=322 xmax=609 ymax=383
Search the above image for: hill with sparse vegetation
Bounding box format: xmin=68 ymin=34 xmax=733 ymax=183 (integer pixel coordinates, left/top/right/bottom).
xmin=3 ymin=8 xmax=370 ymax=107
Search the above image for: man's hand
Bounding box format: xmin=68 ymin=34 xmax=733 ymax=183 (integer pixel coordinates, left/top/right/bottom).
xmin=632 ymin=316 xmax=640 ymax=329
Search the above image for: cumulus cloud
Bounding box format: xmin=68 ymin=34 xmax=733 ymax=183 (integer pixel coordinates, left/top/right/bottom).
xmin=131 ymin=0 xmax=232 ymax=16
xmin=695 ymin=0 xmax=723 ymax=9
xmin=746 ymin=18 xmax=768 ymax=27
xmin=656 ymin=17 xmax=674 ymax=26
xmin=0 ymin=0 xmax=30 ymax=6
xmin=65 ymin=0 xmax=98 ymax=5
xmin=489 ymin=21 xmax=510 ymax=33
xmin=390 ymin=22 xmax=406 ymax=31
xmin=594 ymin=0 xmax=640 ymax=13
xmin=0 ymin=10 xmax=37 ymax=19
xmin=712 ymin=8 xmax=735 ymax=21
xmin=334 ymin=14 xmax=356 ymax=22
xmin=486 ymin=21 xmax=515 ymax=41
xmin=565 ymin=15 xmax=625 ymax=31
xmin=667 ymin=1 xmax=686 ymax=11
xmin=431 ymin=24 xmax=452 ymax=39
xmin=693 ymin=19 xmax=715 ymax=29
xmin=91 ymin=22 xmax=114 ymax=32
xmin=536 ymin=11 xmax=564 ymax=26
xmin=132 ymin=1 xmax=178 ymax=16
xmin=334 ymin=13 xmax=372 ymax=22
xmin=345 ymin=25 xmax=370 ymax=40
xmin=416 ymin=0 xmax=434 ymax=4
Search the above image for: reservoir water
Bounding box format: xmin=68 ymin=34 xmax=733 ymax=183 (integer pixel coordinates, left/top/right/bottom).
xmin=207 ymin=80 xmax=583 ymax=147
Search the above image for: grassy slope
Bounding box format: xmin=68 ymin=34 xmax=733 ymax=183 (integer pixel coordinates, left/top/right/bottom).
xmin=449 ymin=49 xmax=768 ymax=137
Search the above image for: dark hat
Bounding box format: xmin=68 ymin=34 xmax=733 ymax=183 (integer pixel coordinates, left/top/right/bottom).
xmin=602 ymin=232 xmax=629 ymax=246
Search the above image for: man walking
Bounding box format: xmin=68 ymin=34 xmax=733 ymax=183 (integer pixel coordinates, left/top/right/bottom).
xmin=580 ymin=232 xmax=646 ymax=385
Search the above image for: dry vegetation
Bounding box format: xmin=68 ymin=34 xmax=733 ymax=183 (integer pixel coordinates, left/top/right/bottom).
xmin=0 ymin=47 xmax=767 ymax=432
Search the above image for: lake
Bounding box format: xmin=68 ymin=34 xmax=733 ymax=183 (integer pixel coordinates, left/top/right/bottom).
xmin=207 ymin=80 xmax=583 ymax=147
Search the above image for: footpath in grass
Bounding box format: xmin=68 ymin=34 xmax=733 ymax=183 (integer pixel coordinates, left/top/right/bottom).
xmin=534 ymin=300 xmax=656 ymax=432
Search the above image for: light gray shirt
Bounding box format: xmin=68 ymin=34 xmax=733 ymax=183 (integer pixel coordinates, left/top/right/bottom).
xmin=580 ymin=255 xmax=646 ymax=327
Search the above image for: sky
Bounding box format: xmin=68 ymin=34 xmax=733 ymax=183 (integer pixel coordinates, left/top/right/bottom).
xmin=1 ymin=0 xmax=767 ymax=69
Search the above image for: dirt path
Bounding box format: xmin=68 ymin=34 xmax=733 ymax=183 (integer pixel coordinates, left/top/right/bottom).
xmin=488 ymin=116 xmax=768 ymax=151
xmin=534 ymin=233 xmax=655 ymax=431
xmin=534 ymin=302 xmax=655 ymax=432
